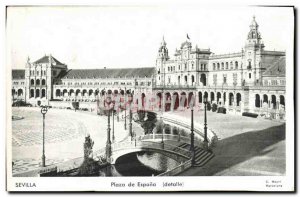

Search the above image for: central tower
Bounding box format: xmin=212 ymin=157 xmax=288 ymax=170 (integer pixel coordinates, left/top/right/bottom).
xmin=243 ymin=16 xmax=265 ymax=85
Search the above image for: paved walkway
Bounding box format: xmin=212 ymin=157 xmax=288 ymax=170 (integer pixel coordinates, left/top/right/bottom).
xmin=167 ymin=110 xmax=286 ymax=176
xmin=12 ymin=107 xmax=139 ymax=175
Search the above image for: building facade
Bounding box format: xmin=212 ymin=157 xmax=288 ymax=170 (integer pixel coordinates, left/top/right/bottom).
xmin=12 ymin=17 xmax=286 ymax=120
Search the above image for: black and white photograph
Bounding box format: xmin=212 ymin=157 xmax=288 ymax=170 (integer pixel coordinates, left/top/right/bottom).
xmin=5 ymin=3 xmax=295 ymax=192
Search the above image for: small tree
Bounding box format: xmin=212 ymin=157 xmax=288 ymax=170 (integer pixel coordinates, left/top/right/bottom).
xmin=212 ymin=103 xmax=218 ymax=112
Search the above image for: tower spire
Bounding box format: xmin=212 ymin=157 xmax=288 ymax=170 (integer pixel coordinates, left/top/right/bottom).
xmin=161 ymin=35 xmax=166 ymax=47
xmin=247 ymin=16 xmax=261 ymax=41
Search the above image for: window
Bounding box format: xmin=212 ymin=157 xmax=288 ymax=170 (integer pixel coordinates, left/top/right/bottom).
xmin=226 ymin=62 xmax=228 ymax=69
xmin=223 ymin=74 xmax=227 ymax=84
xmin=213 ymin=63 xmax=216 ymax=70
xmin=248 ymin=60 xmax=252 ymax=69
xmin=235 ymin=61 xmax=238 ymax=69
xmin=249 ymin=73 xmax=251 ymax=79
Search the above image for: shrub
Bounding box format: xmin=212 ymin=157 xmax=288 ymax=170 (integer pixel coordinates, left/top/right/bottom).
xmin=72 ymin=101 xmax=79 ymax=109
xmin=242 ymin=112 xmax=258 ymax=118
xmin=12 ymin=100 xmax=32 ymax=107
xmin=217 ymin=107 xmax=226 ymax=114
xmin=212 ymin=103 xmax=218 ymax=112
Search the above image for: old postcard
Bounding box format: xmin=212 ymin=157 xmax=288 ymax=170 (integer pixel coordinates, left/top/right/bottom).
xmin=6 ymin=4 xmax=295 ymax=192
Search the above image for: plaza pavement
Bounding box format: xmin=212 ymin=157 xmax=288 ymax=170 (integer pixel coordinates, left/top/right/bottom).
xmin=11 ymin=107 xmax=286 ymax=176
xmin=11 ymin=107 xmax=139 ymax=174
xmin=167 ymin=109 xmax=286 ymax=176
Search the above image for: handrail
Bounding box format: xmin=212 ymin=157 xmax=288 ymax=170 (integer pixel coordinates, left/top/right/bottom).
xmin=111 ymin=140 xmax=192 ymax=158
xmin=157 ymin=159 xmax=192 ymax=176
xmin=161 ymin=115 xmax=217 ymax=144
xmin=140 ymin=134 xmax=202 ymax=147
xmin=93 ymin=138 xmax=192 ymax=160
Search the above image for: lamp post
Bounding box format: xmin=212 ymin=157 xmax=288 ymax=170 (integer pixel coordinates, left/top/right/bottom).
xmin=117 ymin=90 xmax=120 ymax=122
xmin=40 ymin=106 xmax=48 ymax=167
xmin=203 ymin=97 xmax=208 ymax=150
xmin=106 ymin=98 xmax=112 ymax=162
xmin=128 ymin=93 xmax=133 ymax=140
xmin=159 ymin=115 xmax=164 ymax=148
xmin=112 ymin=103 xmax=115 ymax=143
xmin=124 ymin=88 xmax=127 ymax=130
xmin=190 ymin=106 xmax=195 ymax=165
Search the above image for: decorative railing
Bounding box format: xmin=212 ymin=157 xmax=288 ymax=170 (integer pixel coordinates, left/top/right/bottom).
xmin=111 ymin=140 xmax=192 ymax=158
xmin=157 ymin=159 xmax=192 ymax=176
xmin=140 ymin=134 xmax=202 ymax=147
xmin=153 ymin=84 xmax=197 ymax=90
xmin=161 ymin=114 xmax=218 ymax=148
xmin=209 ymin=52 xmax=242 ymax=59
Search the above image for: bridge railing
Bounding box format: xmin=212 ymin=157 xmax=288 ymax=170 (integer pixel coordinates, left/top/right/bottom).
xmin=111 ymin=140 xmax=192 ymax=158
xmin=162 ymin=114 xmax=218 ymax=149
xmin=140 ymin=134 xmax=203 ymax=147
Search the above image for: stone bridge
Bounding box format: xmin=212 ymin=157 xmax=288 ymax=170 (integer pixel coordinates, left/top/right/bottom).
xmin=93 ymin=139 xmax=192 ymax=164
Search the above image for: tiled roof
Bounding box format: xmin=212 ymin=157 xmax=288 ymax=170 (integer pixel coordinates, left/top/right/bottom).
xmin=262 ymin=56 xmax=285 ymax=76
xmin=12 ymin=69 xmax=25 ymax=79
xmin=62 ymin=67 xmax=156 ymax=79
xmin=34 ymin=55 xmax=65 ymax=65
xmin=260 ymin=56 xmax=282 ymax=69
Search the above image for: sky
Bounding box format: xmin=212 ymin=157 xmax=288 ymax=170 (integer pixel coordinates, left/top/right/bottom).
xmin=6 ymin=6 xmax=293 ymax=69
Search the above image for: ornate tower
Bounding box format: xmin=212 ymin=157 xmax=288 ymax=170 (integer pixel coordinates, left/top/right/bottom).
xmin=243 ymin=16 xmax=265 ymax=85
xmin=156 ymin=37 xmax=169 ymax=86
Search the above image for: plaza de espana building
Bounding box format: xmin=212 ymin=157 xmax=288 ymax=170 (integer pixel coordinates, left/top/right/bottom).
xmin=11 ymin=17 xmax=286 ymax=120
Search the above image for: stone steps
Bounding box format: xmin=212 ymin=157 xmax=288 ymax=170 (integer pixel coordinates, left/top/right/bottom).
xmin=177 ymin=143 xmax=214 ymax=167
xmin=194 ymin=147 xmax=214 ymax=166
